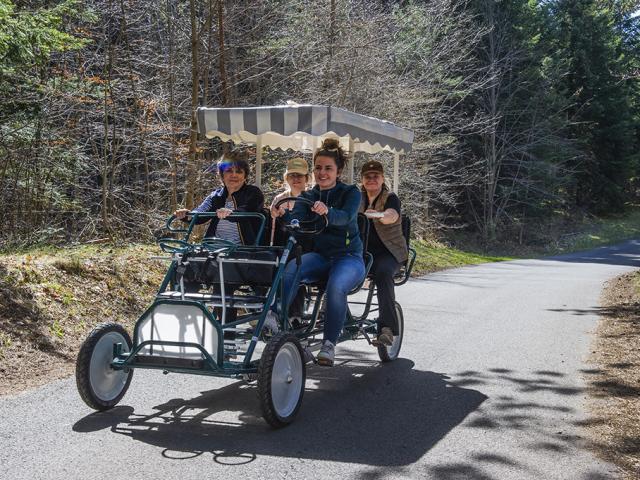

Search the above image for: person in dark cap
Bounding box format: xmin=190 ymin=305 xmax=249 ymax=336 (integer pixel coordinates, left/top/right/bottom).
xmin=359 ymin=160 xmax=408 ymax=346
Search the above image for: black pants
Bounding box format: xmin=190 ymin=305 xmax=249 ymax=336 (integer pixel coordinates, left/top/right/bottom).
xmin=369 ymin=251 xmax=401 ymax=335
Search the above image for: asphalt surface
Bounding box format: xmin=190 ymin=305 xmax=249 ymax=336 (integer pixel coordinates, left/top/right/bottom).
xmin=2 ymin=240 xmax=639 ymax=480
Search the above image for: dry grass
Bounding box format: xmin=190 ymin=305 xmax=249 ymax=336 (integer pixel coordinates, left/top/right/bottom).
xmin=584 ymin=272 xmax=640 ymax=479
xmin=0 ymin=244 xmax=166 ymax=396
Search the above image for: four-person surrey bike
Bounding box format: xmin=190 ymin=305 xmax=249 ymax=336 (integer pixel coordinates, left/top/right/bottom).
xmin=75 ymin=104 xmax=415 ymax=427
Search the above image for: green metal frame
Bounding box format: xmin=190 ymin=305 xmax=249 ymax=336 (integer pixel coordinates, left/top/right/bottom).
xmin=108 ymin=213 xmax=416 ymax=378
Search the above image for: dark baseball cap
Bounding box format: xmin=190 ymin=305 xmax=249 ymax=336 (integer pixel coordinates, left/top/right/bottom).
xmin=360 ymin=160 xmax=384 ymax=176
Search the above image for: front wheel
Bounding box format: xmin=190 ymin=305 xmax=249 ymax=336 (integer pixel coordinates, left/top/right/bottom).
xmin=378 ymin=302 xmax=404 ymax=362
xmin=257 ymin=332 xmax=306 ymax=428
xmin=76 ymin=322 xmax=133 ymax=411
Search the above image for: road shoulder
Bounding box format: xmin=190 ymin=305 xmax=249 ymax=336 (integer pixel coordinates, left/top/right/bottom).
xmin=584 ymin=271 xmax=640 ymax=479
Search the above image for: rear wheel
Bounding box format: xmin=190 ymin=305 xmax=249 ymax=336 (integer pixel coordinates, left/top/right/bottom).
xmin=378 ymin=302 xmax=404 ymax=362
xmin=76 ymin=322 xmax=133 ymax=411
xmin=257 ymin=332 xmax=305 ymax=428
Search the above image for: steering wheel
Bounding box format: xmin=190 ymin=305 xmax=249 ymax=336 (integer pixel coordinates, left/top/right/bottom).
xmin=273 ymin=196 xmax=328 ymax=235
xmin=201 ymin=237 xmax=238 ymax=251
xmin=157 ymin=238 xmax=190 ymax=253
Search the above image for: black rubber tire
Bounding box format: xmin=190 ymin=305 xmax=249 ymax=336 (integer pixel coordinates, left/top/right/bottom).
xmin=257 ymin=332 xmax=306 ymax=428
xmin=76 ymin=322 xmax=133 ymax=411
xmin=378 ymin=302 xmax=404 ymax=362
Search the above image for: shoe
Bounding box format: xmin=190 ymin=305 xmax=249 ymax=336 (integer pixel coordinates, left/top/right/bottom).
xmin=316 ymin=340 xmax=335 ymax=366
xmin=290 ymin=316 xmax=303 ymax=329
xmin=263 ymin=310 xmax=279 ymax=336
xmin=377 ymin=327 xmax=394 ymax=347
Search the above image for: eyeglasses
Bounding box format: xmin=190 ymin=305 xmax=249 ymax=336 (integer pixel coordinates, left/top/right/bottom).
xmin=287 ymin=173 xmax=306 ymax=179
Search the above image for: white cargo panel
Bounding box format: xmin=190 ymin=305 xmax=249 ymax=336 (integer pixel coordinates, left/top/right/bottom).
xmin=137 ymin=303 xmax=218 ymax=362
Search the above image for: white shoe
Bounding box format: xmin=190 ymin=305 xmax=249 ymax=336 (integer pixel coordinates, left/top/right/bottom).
xmin=316 ymin=340 xmax=335 ymax=366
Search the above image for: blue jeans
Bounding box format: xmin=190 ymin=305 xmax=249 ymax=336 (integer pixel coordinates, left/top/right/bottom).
xmin=281 ymin=252 xmax=365 ymax=343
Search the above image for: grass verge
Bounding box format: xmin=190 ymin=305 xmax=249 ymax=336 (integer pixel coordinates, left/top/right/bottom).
xmin=412 ymin=239 xmax=514 ymax=275
xmin=0 ymin=243 xmax=166 ymax=396
xmin=553 ymin=207 xmax=640 ymax=254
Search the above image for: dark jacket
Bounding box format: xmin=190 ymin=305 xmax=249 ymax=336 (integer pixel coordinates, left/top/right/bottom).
xmin=286 ymin=182 xmax=363 ymax=258
xmin=192 ymin=183 xmax=265 ymax=245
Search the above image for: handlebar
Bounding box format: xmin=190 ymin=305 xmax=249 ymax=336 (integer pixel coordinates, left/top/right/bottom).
xmin=163 ymin=211 xmax=267 ymax=246
xmin=273 ymin=196 xmax=328 ymax=235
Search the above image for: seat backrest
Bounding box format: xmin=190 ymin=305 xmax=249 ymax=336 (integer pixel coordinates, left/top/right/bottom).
xmin=259 ymin=208 xmax=272 ymax=246
xmin=401 ymin=214 xmax=411 ymax=250
xmin=357 ymin=213 xmax=369 ymax=259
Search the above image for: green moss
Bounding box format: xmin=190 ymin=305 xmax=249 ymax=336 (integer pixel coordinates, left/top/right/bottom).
xmin=52 ymin=256 xmax=85 ymax=275
xmin=49 ymin=319 xmax=64 ymax=339
xmin=555 ymin=207 xmax=640 ymax=253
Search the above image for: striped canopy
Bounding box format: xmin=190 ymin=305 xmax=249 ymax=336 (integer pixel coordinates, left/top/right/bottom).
xmin=197 ymin=104 xmax=414 ymax=155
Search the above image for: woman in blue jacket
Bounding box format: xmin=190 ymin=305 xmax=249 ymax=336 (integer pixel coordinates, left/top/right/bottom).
xmin=272 ymin=138 xmax=365 ymax=366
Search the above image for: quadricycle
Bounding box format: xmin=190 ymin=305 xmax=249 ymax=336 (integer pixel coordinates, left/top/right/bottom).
xmin=75 ymin=104 xmax=415 ymax=427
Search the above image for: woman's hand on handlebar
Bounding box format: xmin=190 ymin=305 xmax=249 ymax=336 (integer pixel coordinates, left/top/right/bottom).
xmin=311 ymin=201 xmax=328 ymax=216
xmin=270 ymin=204 xmax=286 ymax=218
xmin=216 ymin=207 xmax=233 ymax=219
xmin=174 ymin=208 xmax=190 ymax=220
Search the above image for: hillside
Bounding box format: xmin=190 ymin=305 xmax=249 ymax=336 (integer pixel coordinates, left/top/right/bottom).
xmin=0 ymin=245 xmax=166 ymax=395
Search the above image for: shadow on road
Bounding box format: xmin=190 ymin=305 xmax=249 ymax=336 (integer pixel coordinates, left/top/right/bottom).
xmin=73 ymin=358 xmax=486 ymax=467
xmin=543 ymin=240 xmax=640 ymax=267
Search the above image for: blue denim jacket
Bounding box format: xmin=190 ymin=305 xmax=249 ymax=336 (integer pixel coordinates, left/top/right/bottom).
xmin=286 ymin=182 xmax=363 ymax=258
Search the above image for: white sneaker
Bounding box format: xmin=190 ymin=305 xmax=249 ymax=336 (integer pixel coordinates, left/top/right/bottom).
xmin=263 ymin=310 xmax=279 ymax=336
xmin=316 ymin=340 xmax=335 ymax=366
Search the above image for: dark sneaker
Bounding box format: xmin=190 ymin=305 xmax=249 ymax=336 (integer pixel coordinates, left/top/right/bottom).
xmin=264 ymin=311 xmax=280 ymax=335
xmin=316 ymin=340 xmax=335 ymax=366
xmin=290 ymin=316 xmax=303 ymax=329
xmin=377 ymin=327 xmax=394 ymax=347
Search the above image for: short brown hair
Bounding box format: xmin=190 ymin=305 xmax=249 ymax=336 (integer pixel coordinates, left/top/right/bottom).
xmin=217 ymin=148 xmax=250 ymax=179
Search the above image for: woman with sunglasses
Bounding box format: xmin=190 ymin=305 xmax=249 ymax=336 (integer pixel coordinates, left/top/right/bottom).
xmin=174 ymin=148 xmax=265 ymax=330
xmin=174 ymin=149 xmax=264 ymax=245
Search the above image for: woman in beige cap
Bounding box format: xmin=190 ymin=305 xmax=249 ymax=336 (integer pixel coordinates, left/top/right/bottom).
xmin=270 ymin=157 xmax=311 ymax=326
xmin=270 ymin=157 xmax=310 ymax=218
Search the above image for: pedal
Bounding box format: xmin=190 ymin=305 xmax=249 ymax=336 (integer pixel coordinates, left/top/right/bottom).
xmin=360 ymin=327 xmax=375 ymax=346
xmin=302 ymin=346 xmax=315 ymax=364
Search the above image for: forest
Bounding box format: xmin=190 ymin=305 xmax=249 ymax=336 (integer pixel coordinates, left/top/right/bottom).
xmin=1 ymin=0 xmax=639 ymax=249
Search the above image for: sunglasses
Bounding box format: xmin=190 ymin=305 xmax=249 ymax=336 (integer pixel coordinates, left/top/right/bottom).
xmin=221 ymin=166 xmax=245 ymax=174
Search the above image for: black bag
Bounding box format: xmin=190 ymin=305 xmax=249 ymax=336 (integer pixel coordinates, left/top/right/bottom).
xmin=176 ymin=248 xmax=278 ymax=287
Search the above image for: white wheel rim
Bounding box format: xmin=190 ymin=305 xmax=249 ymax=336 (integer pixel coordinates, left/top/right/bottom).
xmin=89 ymin=331 xmax=130 ymax=402
xmin=271 ymin=342 xmax=303 ymax=418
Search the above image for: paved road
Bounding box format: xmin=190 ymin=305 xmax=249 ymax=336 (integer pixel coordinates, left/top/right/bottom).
xmin=2 ymin=241 xmax=639 ymax=480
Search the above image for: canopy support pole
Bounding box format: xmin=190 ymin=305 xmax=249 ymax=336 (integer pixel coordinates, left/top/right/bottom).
xmin=255 ymin=136 xmax=263 ymax=188
xmin=393 ymin=152 xmax=400 ymax=193
xmin=347 ymin=137 xmax=355 ymax=184
xmin=310 ymin=138 xmax=321 ymax=188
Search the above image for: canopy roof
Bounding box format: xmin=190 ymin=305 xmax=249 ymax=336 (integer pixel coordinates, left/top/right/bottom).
xmin=197 ymin=104 xmax=414 ymax=155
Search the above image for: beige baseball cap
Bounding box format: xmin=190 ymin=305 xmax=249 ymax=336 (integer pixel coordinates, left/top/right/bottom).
xmin=284 ymin=157 xmax=309 ymax=176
